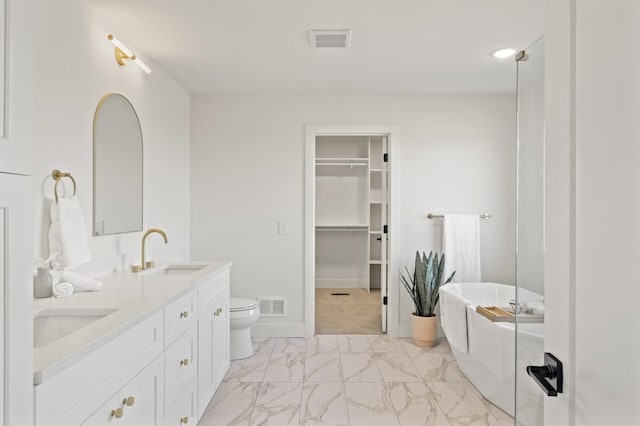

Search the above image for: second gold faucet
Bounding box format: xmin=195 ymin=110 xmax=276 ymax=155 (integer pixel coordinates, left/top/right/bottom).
xmin=136 ymin=228 xmax=168 ymax=272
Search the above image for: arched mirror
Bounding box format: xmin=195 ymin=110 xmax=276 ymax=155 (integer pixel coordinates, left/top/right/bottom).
xmin=93 ymin=93 xmax=143 ymax=236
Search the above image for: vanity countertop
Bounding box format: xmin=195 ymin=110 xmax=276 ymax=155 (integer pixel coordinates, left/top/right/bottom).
xmin=33 ymin=260 xmax=231 ymax=385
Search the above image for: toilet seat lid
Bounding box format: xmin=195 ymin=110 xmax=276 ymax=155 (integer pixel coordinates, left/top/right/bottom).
xmin=230 ymin=298 xmax=259 ymax=312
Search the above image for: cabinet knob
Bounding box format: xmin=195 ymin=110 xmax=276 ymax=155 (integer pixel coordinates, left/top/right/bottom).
xmin=214 ymin=307 xmax=223 ymax=317
xmin=180 ymin=358 xmax=189 ymax=366
xmin=218 ymin=307 xmax=223 ymax=315
xmin=180 ymin=416 xmax=189 ymax=424
xmin=124 ymin=396 xmax=135 ymax=406
xmin=111 ymin=408 xmax=124 ymax=418
xmin=180 ymin=311 xmax=189 ymax=319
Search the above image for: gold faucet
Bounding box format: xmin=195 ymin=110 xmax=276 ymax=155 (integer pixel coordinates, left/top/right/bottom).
xmin=136 ymin=228 xmax=168 ymax=272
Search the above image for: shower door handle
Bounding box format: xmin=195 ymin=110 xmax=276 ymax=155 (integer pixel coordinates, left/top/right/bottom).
xmin=526 ymin=352 xmax=563 ymax=397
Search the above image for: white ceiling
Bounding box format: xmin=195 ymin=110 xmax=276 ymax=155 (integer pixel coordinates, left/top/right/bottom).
xmin=89 ymin=0 xmax=544 ymax=95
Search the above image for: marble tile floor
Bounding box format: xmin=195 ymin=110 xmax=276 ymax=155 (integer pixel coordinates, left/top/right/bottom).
xmin=199 ymin=336 xmax=514 ymax=426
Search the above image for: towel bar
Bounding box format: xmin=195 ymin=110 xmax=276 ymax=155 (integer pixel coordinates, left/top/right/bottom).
xmin=52 ymin=170 xmax=77 ymax=203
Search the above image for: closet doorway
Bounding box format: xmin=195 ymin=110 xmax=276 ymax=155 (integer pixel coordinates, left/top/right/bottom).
xmin=305 ymin=125 xmax=398 ymax=337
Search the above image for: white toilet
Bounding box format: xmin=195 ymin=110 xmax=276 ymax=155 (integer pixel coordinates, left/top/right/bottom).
xmin=229 ymin=298 xmax=260 ymax=360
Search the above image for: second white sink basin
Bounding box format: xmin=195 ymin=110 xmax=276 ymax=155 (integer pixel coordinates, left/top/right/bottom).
xmin=140 ymin=264 xmax=208 ymax=276
xmin=34 ymin=308 xmax=118 ymax=348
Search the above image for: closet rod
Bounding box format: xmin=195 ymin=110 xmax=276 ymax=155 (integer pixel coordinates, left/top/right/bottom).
xmin=315 ymin=228 xmax=368 ymax=232
xmin=427 ymin=213 xmax=492 ymax=219
xmin=315 ymin=163 xmax=368 ymax=167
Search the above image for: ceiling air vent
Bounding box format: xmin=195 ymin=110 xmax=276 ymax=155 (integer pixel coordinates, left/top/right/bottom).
xmin=258 ymin=297 xmax=287 ymax=317
xmin=308 ymin=29 xmax=352 ymax=48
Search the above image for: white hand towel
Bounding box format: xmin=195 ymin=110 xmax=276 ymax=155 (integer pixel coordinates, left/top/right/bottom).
xmin=53 ymin=282 xmax=74 ymax=298
xmin=60 ymin=270 xmax=103 ymax=292
xmin=440 ymin=285 xmax=470 ymax=353
xmin=443 ymin=214 xmax=481 ymax=282
xmin=48 ymin=196 xmax=91 ymax=269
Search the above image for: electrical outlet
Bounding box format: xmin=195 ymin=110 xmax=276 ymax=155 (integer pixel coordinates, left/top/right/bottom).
xmin=278 ymin=221 xmax=289 ymax=234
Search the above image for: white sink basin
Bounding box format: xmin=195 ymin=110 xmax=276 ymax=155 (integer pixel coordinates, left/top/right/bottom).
xmin=34 ymin=308 xmax=118 ymax=348
xmin=139 ymin=264 xmax=208 ymax=276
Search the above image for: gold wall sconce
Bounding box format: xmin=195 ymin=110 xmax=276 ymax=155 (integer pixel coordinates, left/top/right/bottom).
xmin=107 ymin=34 xmax=151 ymax=74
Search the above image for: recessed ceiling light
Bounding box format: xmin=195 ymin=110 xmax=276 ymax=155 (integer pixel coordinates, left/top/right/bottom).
xmin=491 ymin=48 xmax=517 ymax=59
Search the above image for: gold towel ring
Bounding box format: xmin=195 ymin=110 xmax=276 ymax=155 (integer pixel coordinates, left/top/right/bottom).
xmin=52 ymin=170 xmax=77 ymax=203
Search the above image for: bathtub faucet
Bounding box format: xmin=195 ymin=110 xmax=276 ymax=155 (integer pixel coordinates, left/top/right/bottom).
xmin=508 ymin=299 xmax=523 ymax=314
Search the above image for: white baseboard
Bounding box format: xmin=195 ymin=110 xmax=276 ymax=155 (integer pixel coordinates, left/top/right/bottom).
xmin=251 ymin=322 xmax=441 ymax=340
xmin=397 ymin=323 xmax=412 ymax=338
xmin=251 ymin=322 xmax=306 ymax=338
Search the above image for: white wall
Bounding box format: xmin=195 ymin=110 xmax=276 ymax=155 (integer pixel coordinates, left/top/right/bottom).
xmin=33 ymin=0 xmax=191 ymax=276
xmin=2 ymin=2 xmax=35 ymax=424
xmin=545 ymin=0 xmax=640 ymax=424
xmin=190 ymin=95 xmax=516 ymax=335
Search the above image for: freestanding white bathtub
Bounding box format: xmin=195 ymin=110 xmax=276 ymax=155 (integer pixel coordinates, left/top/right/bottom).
xmin=439 ymin=282 xmax=544 ymax=422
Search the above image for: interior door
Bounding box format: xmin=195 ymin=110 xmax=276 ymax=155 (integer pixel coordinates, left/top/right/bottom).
xmin=515 ymin=37 xmax=545 ymax=426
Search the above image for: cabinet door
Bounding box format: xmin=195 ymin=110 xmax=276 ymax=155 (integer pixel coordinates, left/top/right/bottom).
xmin=197 ymin=291 xmax=229 ymax=419
xmin=80 ymin=395 xmax=120 ymax=426
xmin=118 ymin=355 xmax=164 ymax=426
xmin=212 ymin=295 xmax=229 ymax=388
xmin=197 ymin=304 xmax=215 ymax=419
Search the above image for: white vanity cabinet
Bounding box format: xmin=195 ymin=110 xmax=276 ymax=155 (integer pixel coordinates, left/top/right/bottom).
xmin=197 ymin=269 xmax=231 ymax=418
xmin=34 ymin=263 xmax=232 ymax=425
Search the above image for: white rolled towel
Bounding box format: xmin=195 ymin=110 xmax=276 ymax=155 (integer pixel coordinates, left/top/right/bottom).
xmin=523 ymin=301 xmax=545 ymax=315
xmin=53 ymin=282 xmax=74 ymax=298
xmin=60 ymin=270 xmax=103 ymax=292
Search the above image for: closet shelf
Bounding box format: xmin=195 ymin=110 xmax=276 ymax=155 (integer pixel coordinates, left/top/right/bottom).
xmin=316 ymin=224 xmax=368 ymax=230
xmin=316 ymin=157 xmax=369 ymax=167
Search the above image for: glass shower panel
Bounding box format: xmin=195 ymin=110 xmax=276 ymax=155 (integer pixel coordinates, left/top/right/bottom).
xmin=515 ymin=37 xmax=545 ymax=426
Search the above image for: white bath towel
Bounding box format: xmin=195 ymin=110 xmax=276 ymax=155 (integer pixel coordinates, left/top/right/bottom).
xmin=60 ymin=270 xmax=103 ymax=292
xmin=443 ymin=214 xmax=481 ymax=282
xmin=49 ymin=196 xmax=91 ymax=269
xmin=440 ymin=285 xmax=470 ymax=353
xmin=52 ymin=282 xmax=74 ymax=298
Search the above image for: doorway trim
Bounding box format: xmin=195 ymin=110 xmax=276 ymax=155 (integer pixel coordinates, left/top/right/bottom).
xmin=304 ymin=124 xmax=400 ymax=338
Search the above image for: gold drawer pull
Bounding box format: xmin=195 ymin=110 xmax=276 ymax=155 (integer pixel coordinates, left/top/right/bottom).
xmin=124 ymin=396 xmax=135 ymax=406
xmin=180 ymin=358 xmax=189 ymax=366
xmin=111 ymin=408 xmax=124 ymax=418
xmin=180 ymin=416 xmax=189 ymax=424
xmin=180 ymin=311 xmax=189 ymax=319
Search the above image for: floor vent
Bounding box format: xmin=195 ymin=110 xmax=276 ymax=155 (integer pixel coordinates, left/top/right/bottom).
xmin=258 ymin=297 xmax=287 ymax=317
xmin=331 ymin=293 xmax=350 ymax=296
xmin=308 ymin=29 xmax=352 ymax=48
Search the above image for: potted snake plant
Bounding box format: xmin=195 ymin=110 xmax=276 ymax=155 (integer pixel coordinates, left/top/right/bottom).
xmin=400 ymin=251 xmax=455 ymax=347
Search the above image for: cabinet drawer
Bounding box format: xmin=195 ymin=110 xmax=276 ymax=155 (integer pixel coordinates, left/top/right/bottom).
xmin=165 ymin=289 xmax=197 ymax=347
xmin=165 ymin=324 xmax=197 ymax=406
xmin=166 ymin=376 xmax=197 ymax=426
xmin=198 ymin=268 xmax=229 ymax=315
